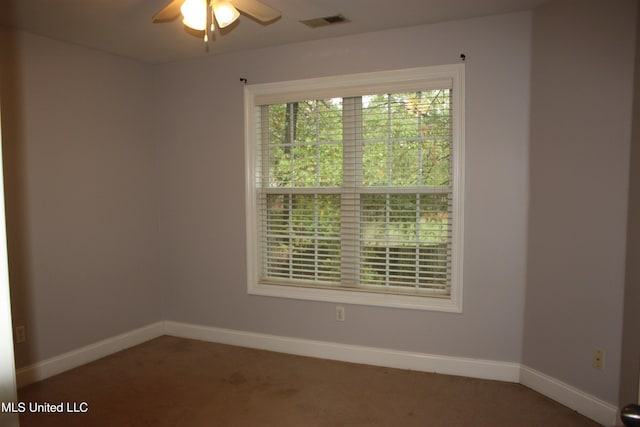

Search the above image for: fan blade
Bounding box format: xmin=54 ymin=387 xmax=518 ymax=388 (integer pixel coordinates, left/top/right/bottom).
xmin=232 ymin=0 xmax=281 ymax=23
xmin=152 ymin=0 xmax=184 ymax=22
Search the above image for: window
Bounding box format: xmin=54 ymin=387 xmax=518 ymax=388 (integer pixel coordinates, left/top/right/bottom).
xmin=245 ymin=65 xmax=464 ymax=311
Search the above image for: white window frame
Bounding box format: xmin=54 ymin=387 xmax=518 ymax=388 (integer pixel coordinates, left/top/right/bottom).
xmin=244 ymin=64 xmax=465 ymax=312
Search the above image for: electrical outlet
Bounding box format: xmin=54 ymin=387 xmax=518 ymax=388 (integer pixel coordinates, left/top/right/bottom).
xmin=336 ymin=306 xmax=345 ymax=321
xmin=15 ymin=326 xmax=26 ymax=344
xmin=593 ymin=349 xmax=604 ymax=370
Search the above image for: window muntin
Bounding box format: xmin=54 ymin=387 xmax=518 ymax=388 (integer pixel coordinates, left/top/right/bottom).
xmin=246 ymin=65 xmax=464 ymax=311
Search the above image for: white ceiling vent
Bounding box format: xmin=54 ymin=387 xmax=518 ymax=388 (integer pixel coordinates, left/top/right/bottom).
xmin=300 ymin=14 xmax=350 ymax=28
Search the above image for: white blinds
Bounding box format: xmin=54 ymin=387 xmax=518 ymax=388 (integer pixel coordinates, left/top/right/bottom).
xmin=255 ymin=87 xmax=454 ymax=297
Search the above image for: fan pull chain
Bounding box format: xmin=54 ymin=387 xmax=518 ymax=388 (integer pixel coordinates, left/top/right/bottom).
xmin=203 ymin=0 xmax=214 ymax=43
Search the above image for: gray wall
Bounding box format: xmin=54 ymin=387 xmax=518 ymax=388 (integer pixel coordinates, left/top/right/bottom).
xmin=156 ymin=12 xmax=531 ymax=363
xmin=0 ymin=29 xmax=162 ymax=367
xmin=620 ymin=3 xmax=640 ymax=407
xmin=523 ymin=0 xmax=636 ymax=404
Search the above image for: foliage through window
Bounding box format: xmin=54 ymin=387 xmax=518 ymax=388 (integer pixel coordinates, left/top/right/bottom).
xmin=245 ymin=65 xmax=464 ymax=311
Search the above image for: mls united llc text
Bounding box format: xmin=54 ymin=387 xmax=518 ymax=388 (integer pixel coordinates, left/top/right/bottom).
xmin=1 ymin=401 xmax=89 ymax=413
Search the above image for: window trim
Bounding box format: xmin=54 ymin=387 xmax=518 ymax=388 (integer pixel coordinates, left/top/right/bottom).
xmin=244 ymin=64 xmax=465 ymax=312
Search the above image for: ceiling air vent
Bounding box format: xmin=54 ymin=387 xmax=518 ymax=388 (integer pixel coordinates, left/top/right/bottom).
xmin=300 ymin=14 xmax=350 ymax=28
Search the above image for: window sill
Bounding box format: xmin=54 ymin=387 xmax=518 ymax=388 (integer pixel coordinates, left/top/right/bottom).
xmin=248 ymin=280 xmax=462 ymax=312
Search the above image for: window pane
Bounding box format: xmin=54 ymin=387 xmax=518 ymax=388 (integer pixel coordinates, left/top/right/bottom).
xmin=319 ymin=144 xmax=343 ymax=187
xmin=420 ymin=89 xmax=452 ymax=139
xmin=390 ymin=140 xmax=419 ymax=186
xmin=362 ymin=141 xmax=388 ymax=186
xmin=362 ymin=94 xmax=389 ymax=140
xmin=318 ymin=99 xmax=343 ymax=142
xmin=359 ymin=193 xmax=451 ymax=293
xmin=421 ymin=139 xmax=451 ymax=186
xmin=293 ymin=101 xmax=318 ymax=143
xmin=390 ymin=92 xmax=422 ymax=139
xmin=264 ymin=194 xmax=341 ymax=283
xmin=265 ymin=100 xmax=343 ymax=188
xmin=291 ymin=145 xmax=318 ymax=187
xmin=267 ymin=145 xmax=291 ymax=187
xmin=361 ymin=90 xmax=452 ymax=188
xmin=267 ymin=103 xmax=287 ymax=145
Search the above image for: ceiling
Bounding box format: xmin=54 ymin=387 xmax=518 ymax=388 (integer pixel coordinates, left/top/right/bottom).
xmin=0 ymin=0 xmax=549 ymax=64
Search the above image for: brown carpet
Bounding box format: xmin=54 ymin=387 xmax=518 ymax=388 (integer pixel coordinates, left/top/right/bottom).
xmin=17 ymin=336 xmax=601 ymax=426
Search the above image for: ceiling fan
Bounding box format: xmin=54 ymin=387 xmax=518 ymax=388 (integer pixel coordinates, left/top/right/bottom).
xmin=152 ymin=0 xmax=280 ymax=38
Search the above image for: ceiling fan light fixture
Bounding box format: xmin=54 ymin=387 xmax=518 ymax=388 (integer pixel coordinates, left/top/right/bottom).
xmin=212 ymin=1 xmax=240 ymax=28
xmin=181 ymin=0 xmax=208 ymax=31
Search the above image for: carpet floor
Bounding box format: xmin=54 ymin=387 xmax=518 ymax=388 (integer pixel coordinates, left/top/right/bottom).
xmin=17 ymin=336 xmax=601 ymax=426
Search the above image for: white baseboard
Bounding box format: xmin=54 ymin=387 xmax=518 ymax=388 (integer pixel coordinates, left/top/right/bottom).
xmin=15 ymin=322 xmax=164 ymax=388
xmin=520 ymin=365 xmax=619 ymax=426
xmin=14 ymin=321 xmax=620 ymax=427
xmin=163 ymin=321 xmax=521 ymax=383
